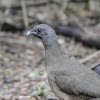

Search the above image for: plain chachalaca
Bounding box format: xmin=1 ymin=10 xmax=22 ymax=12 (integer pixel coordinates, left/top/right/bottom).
xmin=27 ymin=24 xmax=100 ymax=100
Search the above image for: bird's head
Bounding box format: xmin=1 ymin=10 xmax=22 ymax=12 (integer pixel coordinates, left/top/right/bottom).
xmin=27 ymin=24 xmax=58 ymax=46
xmin=27 ymin=24 xmax=57 ymax=39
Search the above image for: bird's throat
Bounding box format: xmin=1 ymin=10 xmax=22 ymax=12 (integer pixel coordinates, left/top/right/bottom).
xmin=44 ymin=41 xmax=64 ymax=73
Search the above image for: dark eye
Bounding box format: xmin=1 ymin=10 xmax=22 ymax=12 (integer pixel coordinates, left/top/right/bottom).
xmin=37 ymin=28 xmax=42 ymax=33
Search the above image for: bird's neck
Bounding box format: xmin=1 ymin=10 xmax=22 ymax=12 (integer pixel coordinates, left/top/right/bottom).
xmin=42 ymin=39 xmax=65 ymax=73
xmin=45 ymin=41 xmax=63 ymax=58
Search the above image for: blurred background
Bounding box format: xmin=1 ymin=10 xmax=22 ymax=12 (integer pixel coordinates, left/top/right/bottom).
xmin=0 ymin=0 xmax=100 ymax=100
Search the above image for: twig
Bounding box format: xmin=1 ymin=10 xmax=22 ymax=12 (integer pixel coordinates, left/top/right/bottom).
xmin=79 ymin=50 xmax=100 ymax=64
xmin=61 ymin=0 xmax=69 ymax=12
xmin=11 ymin=0 xmax=48 ymax=9
xmin=69 ymin=15 xmax=89 ymax=35
xmin=21 ymin=0 xmax=29 ymax=28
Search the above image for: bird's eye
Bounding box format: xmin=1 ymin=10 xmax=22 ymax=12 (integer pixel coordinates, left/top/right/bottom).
xmin=38 ymin=28 xmax=42 ymax=33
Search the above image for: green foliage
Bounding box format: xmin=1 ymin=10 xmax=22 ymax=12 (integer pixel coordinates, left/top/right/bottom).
xmin=34 ymin=70 xmax=40 ymax=78
xmin=34 ymin=82 xmax=50 ymax=96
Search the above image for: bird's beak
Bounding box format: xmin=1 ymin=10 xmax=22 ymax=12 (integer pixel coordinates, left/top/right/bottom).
xmin=27 ymin=30 xmax=37 ymax=35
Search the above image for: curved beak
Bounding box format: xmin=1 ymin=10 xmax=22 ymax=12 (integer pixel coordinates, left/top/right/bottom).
xmin=27 ymin=30 xmax=37 ymax=35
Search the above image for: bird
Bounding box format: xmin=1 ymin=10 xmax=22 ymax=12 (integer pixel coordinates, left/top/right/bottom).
xmin=92 ymin=64 xmax=100 ymax=75
xmin=27 ymin=24 xmax=100 ymax=100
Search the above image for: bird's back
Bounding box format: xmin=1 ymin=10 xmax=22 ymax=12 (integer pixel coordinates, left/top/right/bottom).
xmin=53 ymin=57 xmax=100 ymax=98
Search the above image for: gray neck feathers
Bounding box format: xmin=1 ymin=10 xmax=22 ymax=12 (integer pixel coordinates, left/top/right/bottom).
xmin=42 ymin=33 xmax=64 ymax=73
